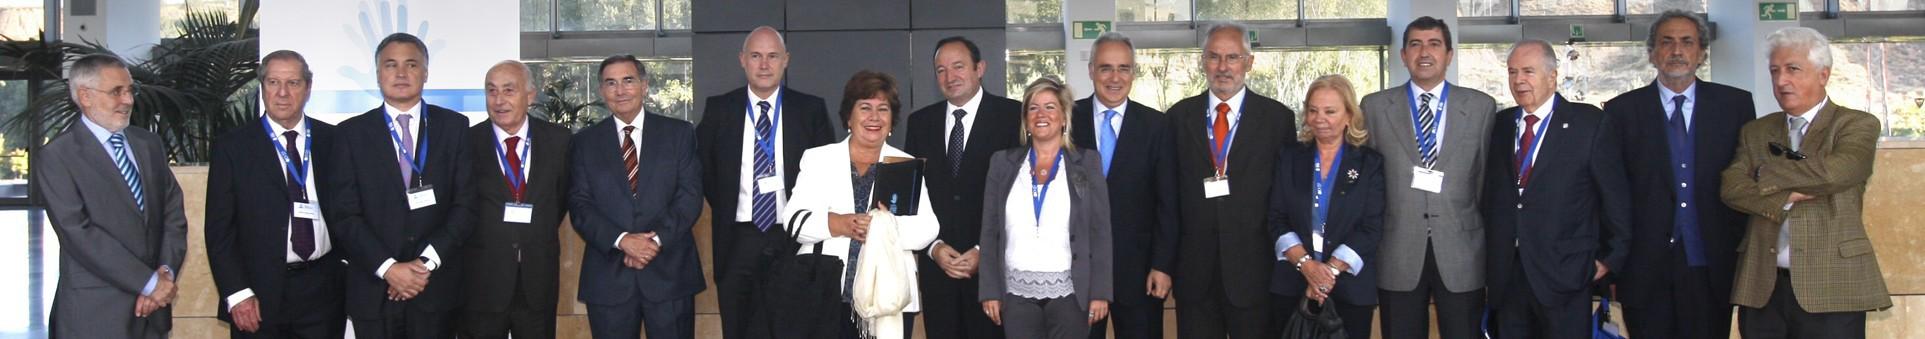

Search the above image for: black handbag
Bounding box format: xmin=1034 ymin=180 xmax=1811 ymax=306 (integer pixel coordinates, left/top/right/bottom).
xmin=1281 ymin=298 xmax=1347 ymax=339
xmin=745 ymin=222 xmax=847 ymax=339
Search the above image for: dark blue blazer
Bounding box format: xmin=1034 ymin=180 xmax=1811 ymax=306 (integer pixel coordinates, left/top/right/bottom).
xmin=324 ymin=104 xmax=473 ymax=318
xmin=205 ymin=117 xmax=341 ymax=322
xmin=1603 ymin=81 xmax=1752 ymax=308
xmin=1482 ymin=96 xmax=1632 ymax=307
xmin=1266 ymin=143 xmax=1385 ymax=304
xmin=568 ymin=113 xmax=707 ymax=305
xmin=1067 ymin=97 xmax=1180 ymax=307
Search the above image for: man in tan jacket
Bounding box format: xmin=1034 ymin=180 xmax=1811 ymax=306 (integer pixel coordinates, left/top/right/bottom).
xmin=1720 ymin=27 xmax=1889 ymax=339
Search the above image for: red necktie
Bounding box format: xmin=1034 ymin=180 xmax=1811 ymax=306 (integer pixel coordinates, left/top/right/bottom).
xmin=1515 ymin=115 xmax=1541 ymax=187
xmin=504 ymin=136 xmax=525 ymax=202
xmin=1212 ymin=102 xmax=1231 ymax=175
xmin=622 ymin=126 xmax=639 ymax=193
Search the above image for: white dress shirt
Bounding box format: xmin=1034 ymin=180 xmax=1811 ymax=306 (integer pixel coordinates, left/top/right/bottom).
xmin=736 ymin=88 xmax=787 ymax=222
xmin=944 ymin=87 xmax=986 ymax=152
xmin=228 ymin=118 xmax=336 ymax=310
xmin=1091 ymin=98 xmax=1127 ymax=150
xmin=1409 ymin=81 xmax=1451 ymax=150
xmin=1778 ymin=98 xmax=1826 ymax=268
xmin=493 ymin=120 xmax=532 ymax=192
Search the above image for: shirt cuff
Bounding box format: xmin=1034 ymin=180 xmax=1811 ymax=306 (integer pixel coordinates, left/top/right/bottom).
xmin=226 ymin=289 xmax=255 ymax=312
xmin=377 ymin=259 xmax=398 ymax=279
xmin=141 ymin=271 xmax=160 ymax=296
xmin=1276 ymin=232 xmax=1304 ymax=261
xmin=421 ymin=245 xmax=441 ymax=271
xmin=928 ymin=240 xmax=946 ymax=259
xmin=615 ymin=232 xmax=629 ymax=249
xmin=1783 ymin=201 xmax=1795 ymax=211
xmin=1331 ymin=245 xmax=1364 ymax=275
xmin=653 ymin=235 xmax=663 ymax=247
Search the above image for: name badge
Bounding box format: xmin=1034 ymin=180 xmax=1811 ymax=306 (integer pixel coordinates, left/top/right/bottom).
xmin=756 ymin=175 xmax=783 ymax=195
xmin=292 ymin=202 xmax=320 ymax=220
xmin=503 ymin=203 xmax=534 ymax=223
xmin=1411 ymin=167 xmax=1444 ymax=193
xmin=407 ymin=185 xmax=437 ymax=210
xmin=1310 ymin=231 xmax=1325 ymax=253
xmin=1203 ymin=176 xmax=1231 ymax=198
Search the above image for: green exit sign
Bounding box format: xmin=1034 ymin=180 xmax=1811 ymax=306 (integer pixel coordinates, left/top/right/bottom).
xmin=1073 ymin=21 xmax=1111 ymax=39
xmin=1759 ymin=2 xmax=1797 ymax=21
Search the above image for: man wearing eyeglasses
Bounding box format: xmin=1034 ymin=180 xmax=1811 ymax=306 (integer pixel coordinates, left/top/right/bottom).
xmin=1721 ymin=27 xmax=1888 ymax=339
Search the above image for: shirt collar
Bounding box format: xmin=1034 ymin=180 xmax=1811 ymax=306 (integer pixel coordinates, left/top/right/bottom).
xmin=383 ymin=100 xmax=423 ymax=122
xmin=1524 ymin=94 xmax=1557 ymax=119
xmin=749 ymin=87 xmax=778 ymax=107
xmin=492 ymin=119 xmax=530 ymax=143
xmin=1790 ymin=98 xmax=1827 ymax=128
xmin=1658 ymin=80 xmax=1698 ymax=107
xmin=615 ymin=112 xmax=645 ymax=133
xmin=947 ymin=87 xmax=985 ymax=116
xmin=80 ymin=115 xmax=117 ymax=146
xmin=1409 ymin=81 xmax=1447 ymax=99
xmin=270 ymin=117 xmax=309 ymax=136
xmin=1092 ymin=96 xmax=1128 ymax=118
xmin=1206 ymin=87 xmax=1247 ymax=117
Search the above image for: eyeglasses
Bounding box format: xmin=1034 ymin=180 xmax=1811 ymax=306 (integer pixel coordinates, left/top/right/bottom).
xmin=83 ymin=86 xmax=137 ymax=98
xmin=1768 ymin=142 xmax=1807 ymax=160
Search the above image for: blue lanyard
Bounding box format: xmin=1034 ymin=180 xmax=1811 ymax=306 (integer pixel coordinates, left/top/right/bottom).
xmin=1029 ymin=147 xmax=1062 ymax=224
xmin=1514 ymin=107 xmax=1555 ymax=183
xmin=262 ymin=117 xmax=311 ymax=187
xmin=381 ymin=107 xmax=430 ymax=176
xmin=1206 ymin=103 xmax=1241 ymax=176
xmin=1408 ymin=83 xmax=1450 ymax=165
xmin=493 ymin=133 xmax=531 ymax=202
xmin=1311 ymin=145 xmax=1344 ymax=236
xmin=747 ymin=90 xmax=783 ymax=167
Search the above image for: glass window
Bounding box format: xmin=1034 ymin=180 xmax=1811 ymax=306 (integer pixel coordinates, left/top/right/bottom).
xmin=1803 ymin=0 xmax=1925 ymax=12
xmin=1824 ymin=38 xmax=1925 ymax=139
xmin=1010 ymin=0 xmax=1064 ymax=24
xmin=1455 ymin=42 xmax=1709 ymax=108
xmin=0 ymin=0 xmax=43 ymax=40
xmin=525 ymin=58 xmax=695 ymax=127
xmin=1307 ymin=0 xmax=1387 ymax=19
xmin=1007 ymin=50 xmax=1067 ymax=99
xmin=556 ymin=0 xmax=689 ymax=31
xmin=160 ymin=0 xmax=240 ymax=37
xmin=1522 ymin=0 xmax=1615 ymax=16
xmin=1198 ymin=0 xmax=1298 ymax=21
xmin=1126 ymin=47 xmax=1387 ymax=117
xmin=1118 ymin=0 xmax=1190 ymax=22
xmin=0 ymin=80 xmax=28 ymax=182
xmin=1627 ymin=0 xmax=1708 ymax=14
xmin=523 ymin=0 xmax=552 ymax=32
xmin=1459 ymin=0 xmax=1509 ymax=17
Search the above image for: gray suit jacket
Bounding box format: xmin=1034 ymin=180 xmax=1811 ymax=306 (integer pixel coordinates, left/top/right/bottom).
xmin=33 ymin=121 xmax=188 ymax=338
xmin=1360 ymin=83 xmax=1497 ymax=292
xmin=978 ymin=147 xmax=1115 ymax=311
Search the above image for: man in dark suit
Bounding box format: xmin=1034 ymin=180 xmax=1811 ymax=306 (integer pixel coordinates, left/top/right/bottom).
xmin=1601 ymin=11 xmax=1753 ymax=339
xmin=569 ymin=54 xmax=707 ymax=339
xmin=323 ymin=33 xmax=474 ymax=339
xmin=206 ymin=50 xmax=346 ymax=339
xmin=905 ymin=36 xmax=1023 ymax=339
xmin=36 ymin=54 xmax=188 ymax=339
xmin=1483 ymin=40 xmax=1631 ymax=338
xmin=1068 ymin=32 xmax=1179 ymax=339
xmin=457 ymin=60 xmax=572 ymax=339
xmin=1169 ymin=23 xmax=1299 ymax=339
xmin=695 ymin=26 xmax=836 ymax=339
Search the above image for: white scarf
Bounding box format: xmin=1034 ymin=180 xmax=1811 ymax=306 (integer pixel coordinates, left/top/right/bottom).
xmin=852 ymin=209 xmax=913 ymax=339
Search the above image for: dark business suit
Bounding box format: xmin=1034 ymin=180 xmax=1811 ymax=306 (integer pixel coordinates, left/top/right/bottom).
xmin=205 ymin=117 xmax=346 ymax=338
xmin=569 ymin=113 xmax=707 ymax=339
xmin=1603 ymin=81 xmax=1752 ymax=339
xmin=905 ymin=91 xmax=1024 ymax=339
xmin=977 ymin=147 xmax=1115 ymax=339
xmin=324 ymin=103 xmax=473 ymax=339
xmin=1168 ymin=89 xmax=1298 ymax=339
xmin=458 ymin=118 xmax=571 ymax=339
xmin=695 ymin=86 xmax=836 ymax=339
xmin=1266 ymin=143 xmax=1384 ymax=338
xmin=36 ymin=121 xmax=188 ymax=339
xmin=1067 ymin=98 xmax=1178 ymax=339
xmin=1483 ymin=96 xmax=1631 ymax=338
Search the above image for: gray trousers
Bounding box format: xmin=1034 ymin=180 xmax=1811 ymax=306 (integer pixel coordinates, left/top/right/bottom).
xmin=1001 ymin=293 xmax=1090 ymax=339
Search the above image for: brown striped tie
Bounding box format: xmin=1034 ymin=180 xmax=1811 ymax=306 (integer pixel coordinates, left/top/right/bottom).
xmin=622 ymin=126 xmax=639 ymax=192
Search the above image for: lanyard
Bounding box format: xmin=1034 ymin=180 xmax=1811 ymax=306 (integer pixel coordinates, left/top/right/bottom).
xmin=1029 ymin=147 xmax=1062 ymax=225
xmin=1206 ymin=105 xmax=1242 ymax=176
xmin=1408 ymin=82 xmax=1450 ymax=167
xmin=381 ymin=108 xmax=430 ymax=176
xmin=1311 ymin=145 xmax=1344 ymax=236
xmin=747 ymin=90 xmax=783 ymax=168
xmin=262 ymin=117 xmax=312 ymax=187
xmin=494 ymin=134 xmax=531 ymax=202
xmin=1514 ymin=108 xmax=1554 ymax=187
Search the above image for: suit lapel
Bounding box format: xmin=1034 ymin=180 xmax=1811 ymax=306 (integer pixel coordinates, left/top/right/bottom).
xmin=1522 ymin=98 xmax=1575 ymax=198
xmin=249 ymin=122 xmax=293 ymax=198
xmin=1797 ymin=102 xmax=1840 ymax=153
xmin=1226 ymin=91 xmax=1266 ymax=178
xmin=1384 ymin=84 xmax=1420 ymax=164
xmin=721 ymin=90 xmax=749 ymax=188
xmin=1641 ymin=86 xmax=1683 ymax=189
xmin=1440 ymin=84 xmax=1480 ymax=166
xmin=69 ymin=126 xmax=143 ymax=217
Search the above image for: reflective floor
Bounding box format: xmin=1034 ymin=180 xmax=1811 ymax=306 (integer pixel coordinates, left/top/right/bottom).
xmin=0 ymin=208 xmax=52 ymax=339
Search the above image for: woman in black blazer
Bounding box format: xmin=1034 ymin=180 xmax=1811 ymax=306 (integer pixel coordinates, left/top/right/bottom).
xmin=977 ymin=77 xmax=1113 ymax=339
xmin=1267 ymin=75 xmax=1386 ymax=338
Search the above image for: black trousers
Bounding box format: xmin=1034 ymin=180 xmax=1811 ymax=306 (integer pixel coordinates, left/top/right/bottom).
xmin=1001 ymin=293 xmax=1090 ymax=339
xmin=459 ymin=265 xmax=555 ymax=339
xmin=586 ymin=294 xmax=694 ymax=339
xmin=717 ymin=221 xmax=780 ymax=339
xmin=1377 ymin=240 xmax=1485 ymax=339
xmin=1490 ymin=254 xmax=1589 ymax=339
xmin=1738 ymin=269 xmax=1867 ymax=339
xmin=1272 ymin=294 xmax=1376 ymax=339
xmin=233 ymin=260 xmax=346 ymax=339
xmin=919 ymin=257 xmax=1003 ymax=339
xmin=350 ymin=300 xmax=454 ymax=339
xmin=1174 ymin=264 xmax=1273 ymax=338
xmin=1089 ymin=288 xmax=1164 ymax=339
xmin=1624 ymin=245 xmax=1731 ymax=339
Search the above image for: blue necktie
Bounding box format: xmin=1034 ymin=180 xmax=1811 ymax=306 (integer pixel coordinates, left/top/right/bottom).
xmin=751 ymin=101 xmax=778 ymax=232
xmin=1416 ymin=93 xmax=1438 ymax=168
xmin=1099 ymin=109 xmax=1118 ymax=176
xmin=109 ymin=133 xmax=144 ymax=212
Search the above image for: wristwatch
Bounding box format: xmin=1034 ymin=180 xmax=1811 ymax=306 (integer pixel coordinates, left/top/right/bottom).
xmin=1294 ymin=255 xmax=1312 ymax=269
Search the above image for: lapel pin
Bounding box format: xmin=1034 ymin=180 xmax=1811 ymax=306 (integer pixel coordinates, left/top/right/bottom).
xmin=1346 ymin=169 xmax=1360 ymax=181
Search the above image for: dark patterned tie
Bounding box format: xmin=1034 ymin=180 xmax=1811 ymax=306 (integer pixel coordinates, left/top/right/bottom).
xmin=1417 ymin=93 xmax=1438 ymax=168
xmin=286 ymin=130 xmax=314 ymax=259
xmin=623 ymin=126 xmax=639 ymax=193
xmin=947 ymin=109 xmax=967 ymax=176
xmin=751 ymin=101 xmax=778 ymax=232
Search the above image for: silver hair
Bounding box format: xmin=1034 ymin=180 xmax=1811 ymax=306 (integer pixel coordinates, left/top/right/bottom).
xmin=742 ymin=26 xmax=787 ymax=52
xmin=1094 ymin=31 xmax=1135 ymax=52
xmin=66 ymin=53 xmax=129 ymax=102
xmin=1765 ymin=27 xmax=1833 ymax=68
xmin=490 ymin=60 xmax=537 ymax=92
xmin=1646 ymin=10 xmax=1711 ymax=51
xmin=258 ymin=50 xmax=314 ymax=84
xmin=1507 ymin=39 xmax=1559 ymax=73
xmin=1200 ymin=22 xmax=1252 ymax=54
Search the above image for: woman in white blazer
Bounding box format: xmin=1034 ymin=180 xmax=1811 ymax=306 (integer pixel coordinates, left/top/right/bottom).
xmin=782 ymin=70 xmax=939 ymax=339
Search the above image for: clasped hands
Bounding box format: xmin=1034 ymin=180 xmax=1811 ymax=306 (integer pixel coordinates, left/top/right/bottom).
xmin=134 ymin=267 xmax=177 ymax=318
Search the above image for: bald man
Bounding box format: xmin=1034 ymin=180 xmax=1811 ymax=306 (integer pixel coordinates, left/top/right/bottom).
xmin=694 ymin=26 xmax=837 ymax=339
xmin=457 ymin=60 xmax=573 ymax=339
